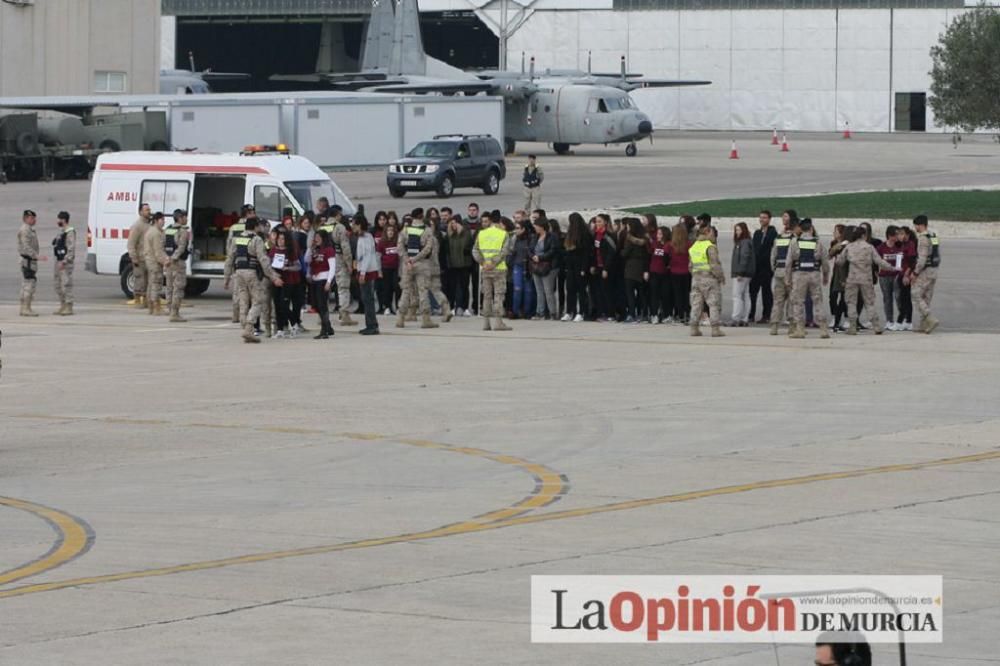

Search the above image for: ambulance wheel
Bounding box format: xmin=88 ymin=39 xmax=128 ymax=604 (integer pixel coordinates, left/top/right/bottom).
xmin=184 ymin=279 xmax=210 ymax=297
xmin=120 ymin=263 xmax=135 ymax=299
xmin=625 ymin=143 xmax=637 ymax=157
xmin=553 ymin=143 xmax=570 ymax=155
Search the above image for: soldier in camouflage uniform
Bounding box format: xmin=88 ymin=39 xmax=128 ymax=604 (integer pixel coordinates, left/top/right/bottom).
xmin=164 ymin=209 xmax=191 ymax=323
xmin=688 ymin=222 xmax=725 ymax=337
xmin=396 ymin=208 xmax=438 ymax=329
xmin=472 ymin=213 xmax=513 ymax=331
xmin=768 ymin=213 xmax=795 ymax=335
xmin=226 ymin=205 xmax=254 ymax=323
xmin=17 ymin=209 xmax=39 ymax=317
xmin=911 ymin=215 xmax=940 ymax=333
xmin=51 ymin=211 xmax=76 ymax=315
xmin=784 ymin=219 xmax=830 ymax=339
xmin=836 ymin=226 xmax=894 ymax=335
xmin=127 ymin=203 xmax=152 ymax=307
xmin=144 ymin=212 xmax=169 ymax=315
xmin=256 ymin=222 xmax=275 ymax=337
xmin=224 ymin=218 xmax=283 ymax=343
xmin=320 ymin=207 xmax=357 ymax=326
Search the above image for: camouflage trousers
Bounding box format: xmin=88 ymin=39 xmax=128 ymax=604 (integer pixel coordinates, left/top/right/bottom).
xmin=790 ymin=272 xmax=826 ymax=327
xmin=231 ymin=278 xmax=240 ymax=322
xmin=770 ymin=273 xmax=789 ymax=325
xmin=145 ymin=261 xmax=164 ymax=305
xmin=54 ymin=264 xmax=74 ymax=304
xmin=20 ymin=259 xmax=37 ymax=301
xmin=235 ymin=269 xmax=267 ymax=335
xmin=132 ymin=258 xmax=147 ymax=300
xmin=430 ymin=270 xmax=450 ymax=311
xmin=913 ymin=268 xmax=937 ymax=319
xmin=845 ymin=278 xmax=882 ymax=331
xmin=165 ymin=263 xmax=187 ymax=313
xmin=398 ymin=262 xmax=432 ymax=315
xmin=481 ymin=269 xmax=507 ymax=318
xmin=258 ymin=278 xmax=272 ymax=334
xmin=523 ymin=186 xmax=542 ymax=212
xmin=336 ymin=265 xmax=352 ymax=312
xmin=689 ymin=273 xmax=722 ymax=326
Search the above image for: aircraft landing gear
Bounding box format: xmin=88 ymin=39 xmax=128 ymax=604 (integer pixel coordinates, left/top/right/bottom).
xmin=504 ymin=138 xmax=516 ymax=155
xmin=553 ymin=143 xmax=571 ymax=155
xmin=625 ymin=143 xmax=637 ymax=157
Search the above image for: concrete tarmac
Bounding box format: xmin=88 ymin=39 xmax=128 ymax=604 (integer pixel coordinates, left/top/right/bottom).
xmin=1 ymin=132 xmax=998 ymax=664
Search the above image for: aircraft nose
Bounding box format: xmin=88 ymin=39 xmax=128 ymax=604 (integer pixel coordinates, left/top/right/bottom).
xmin=638 ymin=119 xmax=653 ymax=135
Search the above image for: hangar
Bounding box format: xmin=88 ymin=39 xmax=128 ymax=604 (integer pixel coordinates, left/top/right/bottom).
xmin=159 ymin=0 xmax=979 ymax=133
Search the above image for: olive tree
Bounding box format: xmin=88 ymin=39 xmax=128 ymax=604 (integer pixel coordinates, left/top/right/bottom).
xmin=929 ymin=6 xmax=1000 ymax=132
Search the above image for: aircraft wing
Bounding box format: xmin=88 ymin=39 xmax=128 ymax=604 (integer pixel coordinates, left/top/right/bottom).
xmin=362 ymin=80 xmax=496 ymax=95
xmin=200 ymin=71 xmax=252 ymax=82
xmin=623 ymin=79 xmax=712 ymax=90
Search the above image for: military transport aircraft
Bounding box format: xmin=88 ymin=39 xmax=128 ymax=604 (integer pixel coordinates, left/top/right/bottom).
xmin=274 ymin=0 xmax=710 ymax=157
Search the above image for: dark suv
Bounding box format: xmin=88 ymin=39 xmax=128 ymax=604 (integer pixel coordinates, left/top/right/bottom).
xmin=387 ymin=134 xmax=506 ymax=199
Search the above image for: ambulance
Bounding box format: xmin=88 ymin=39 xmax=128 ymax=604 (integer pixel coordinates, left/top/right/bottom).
xmin=85 ymin=146 xmax=356 ymax=297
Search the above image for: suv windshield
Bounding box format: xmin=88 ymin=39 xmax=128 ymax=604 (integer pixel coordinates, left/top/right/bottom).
xmin=285 ymin=180 xmax=356 ymax=216
xmin=407 ymin=141 xmax=456 ymax=159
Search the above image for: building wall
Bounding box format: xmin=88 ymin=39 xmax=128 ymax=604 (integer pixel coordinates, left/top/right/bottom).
xmin=0 ymin=0 xmax=159 ymax=97
xmin=506 ymin=7 xmax=966 ymax=132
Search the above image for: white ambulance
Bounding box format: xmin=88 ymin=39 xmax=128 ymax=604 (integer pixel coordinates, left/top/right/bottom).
xmin=85 ymin=147 xmax=356 ymax=297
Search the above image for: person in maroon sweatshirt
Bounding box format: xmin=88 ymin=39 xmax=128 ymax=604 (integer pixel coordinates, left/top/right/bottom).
xmin=668 ymin=222 xmax=693 ymax=323
xmin=647 ymin=226 xmax=673 ymax=323
xmin=376 ymin=223 xmax=401 ymax=314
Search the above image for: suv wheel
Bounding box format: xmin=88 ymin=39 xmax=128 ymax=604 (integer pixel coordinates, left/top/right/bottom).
xmin=436 ymin=174 xmax=454 ymax=198
xmin=482 ymin=169 xmax=500 ymax=195
xmin=389 ymin=186 xmax=406 ymax=198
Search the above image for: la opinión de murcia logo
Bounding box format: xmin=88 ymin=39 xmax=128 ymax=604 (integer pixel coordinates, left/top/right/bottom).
xmin=531 ymin=575 xmax=944 ymax=644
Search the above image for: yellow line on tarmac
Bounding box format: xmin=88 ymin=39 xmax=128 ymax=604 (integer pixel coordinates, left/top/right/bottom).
xmin=0 ymin=497 xmax=93 ymax=587
xmin=1 ymin=448 xmax=996 ymax=600
xmin=0 ymin=414 xmax=568 ymax=594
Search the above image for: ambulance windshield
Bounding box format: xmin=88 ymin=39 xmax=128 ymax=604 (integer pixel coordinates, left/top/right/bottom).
xmin=285 ymin=180 xmax=356 ymax=216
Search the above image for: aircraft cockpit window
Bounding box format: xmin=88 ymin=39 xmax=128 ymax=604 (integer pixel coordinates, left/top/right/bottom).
xmin=597 ymin=99 xmax=609 ymax=113
xmin=603 ymin=98 xmax=630 ymax=111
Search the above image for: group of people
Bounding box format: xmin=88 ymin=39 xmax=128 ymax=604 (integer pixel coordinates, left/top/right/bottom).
xmin=15 ymin=199 xmax=942 ymax=342
xmin=17 ymin=208 xmax=77 ymax=317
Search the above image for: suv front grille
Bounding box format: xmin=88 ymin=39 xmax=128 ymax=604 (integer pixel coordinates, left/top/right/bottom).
xmin=402 ymin=165 xmax=427 ymax=174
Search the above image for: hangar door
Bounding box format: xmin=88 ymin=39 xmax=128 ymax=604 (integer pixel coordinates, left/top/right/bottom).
xmin=895 ymin=93 xmax=926 ymax=132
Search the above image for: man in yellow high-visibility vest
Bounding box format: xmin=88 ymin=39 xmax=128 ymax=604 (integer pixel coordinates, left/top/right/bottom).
xmin=472 ymin=212 xmax=513 ymax=332
xmin=688 ymin=222 xmax=725 ymax=337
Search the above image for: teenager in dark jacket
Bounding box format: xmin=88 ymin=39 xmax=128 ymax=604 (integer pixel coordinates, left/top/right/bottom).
xmin=561 ymin=213 xmax=592 ymax=321
xmin=621 ymin=218 xmax=650 ymax=323
xmin=588 ymin=214 xmax=617 ymax=322
xmin=749 ymin=209 xmax=777 ymax=322
xmin=530 ymin=220 xmax=558 ymax=319
xmin=510 ymin=220 xmax=536 ymax=318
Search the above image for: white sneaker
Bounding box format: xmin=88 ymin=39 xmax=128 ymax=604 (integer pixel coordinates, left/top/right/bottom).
xmin=573 ymin=314 xmax=584 ymax=322
xmin=902 ymin=322 xmax=913 ymax=331
xmin=272 ymin=330 xmax=286 ymax=339
xmin=560 ymin=313 xmax=572 ymax=322
xmin=663 ymin=316 xmax=673 ymax=324
xmin=464 ymin=309 xmax=473 ymax=317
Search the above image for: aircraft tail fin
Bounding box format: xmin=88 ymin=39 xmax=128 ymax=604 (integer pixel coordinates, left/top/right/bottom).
xmin=389 ymin=0 xmax=428 ymax=76
xmin=361 ymin=0 xmax=395 ymax=71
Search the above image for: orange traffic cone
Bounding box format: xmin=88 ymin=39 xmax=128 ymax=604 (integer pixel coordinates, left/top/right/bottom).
xmin=842 ymin=122 xmax=852 ymax=139
xmin=771 ymin=128 xmax=779 ymax=145
xmin=780 ymin=134 xmax=790 ymax=152
xmin=729 ymin=140 xmax=740 ymax=159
